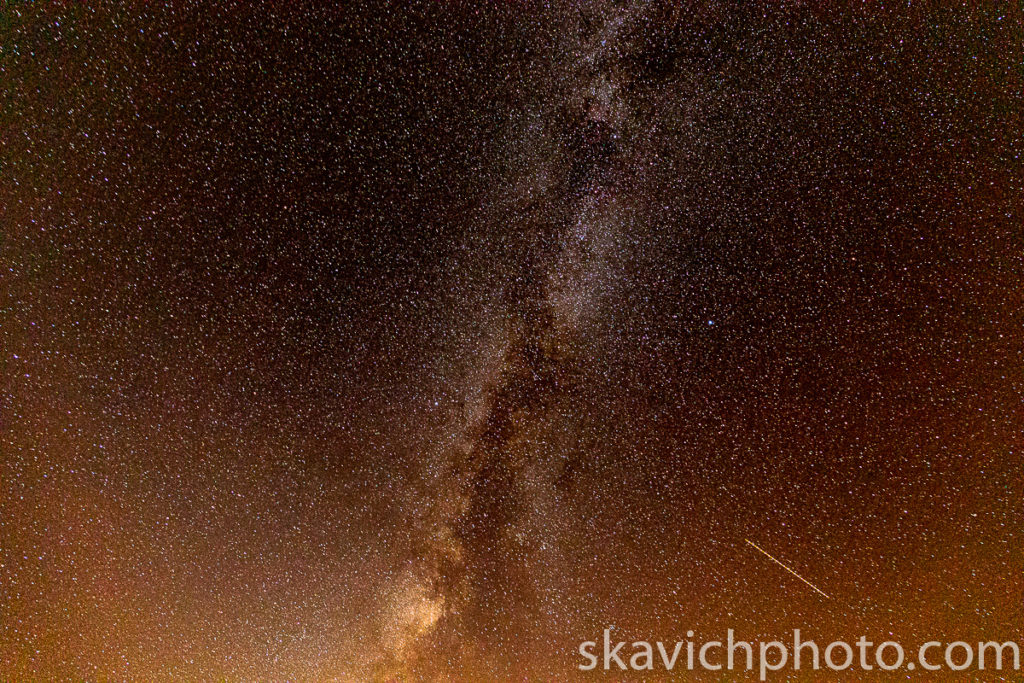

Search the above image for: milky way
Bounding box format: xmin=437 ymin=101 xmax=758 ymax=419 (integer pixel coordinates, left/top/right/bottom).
xmin=2 ymin=2 xmax=1022 ymax=681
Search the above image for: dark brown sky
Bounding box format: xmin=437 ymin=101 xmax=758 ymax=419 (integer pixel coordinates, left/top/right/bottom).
xmin=2 ymin=2 xmax=1022 ymax=681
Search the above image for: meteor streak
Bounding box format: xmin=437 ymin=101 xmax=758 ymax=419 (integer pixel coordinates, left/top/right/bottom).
xmin=745 ymin=539 xmax=832 ymax=600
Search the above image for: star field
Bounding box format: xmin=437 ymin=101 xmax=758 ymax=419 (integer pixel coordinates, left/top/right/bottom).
xmin=2 ymin=2 xmax=1022 ymax=681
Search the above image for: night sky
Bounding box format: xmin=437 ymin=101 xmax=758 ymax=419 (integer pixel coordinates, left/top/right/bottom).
xmin=2 ymin=2 xmax=1023 ymax=681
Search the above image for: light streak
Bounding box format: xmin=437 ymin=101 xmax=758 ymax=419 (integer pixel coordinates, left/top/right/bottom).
xmin=745 ymin=539 xmax=831 ymax=600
